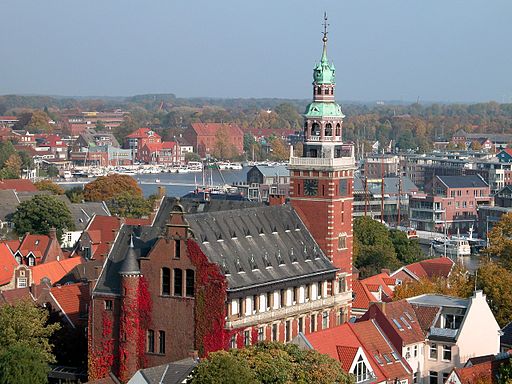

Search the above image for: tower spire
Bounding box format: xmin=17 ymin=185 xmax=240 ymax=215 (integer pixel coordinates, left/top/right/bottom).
xmin=322 ymin=12 xmax=329 ymax=62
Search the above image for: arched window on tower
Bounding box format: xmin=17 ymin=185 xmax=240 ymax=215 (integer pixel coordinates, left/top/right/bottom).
xmin=331 ymin=88 xmax=334 ymax=95
xmin=186 ymin=269 xmax=195 ymax=297
xmin=335 ymin=123 xmax=341 ymax=136
xmin=317 ymin=86 xmax=321 ymax=95
xmin=312 ymin=123 xmax=320 ymax=136
xmin=325 ymin=123 xmax=333 ymax=136
xmin=304 ymin=121 xmax=308 ymax=135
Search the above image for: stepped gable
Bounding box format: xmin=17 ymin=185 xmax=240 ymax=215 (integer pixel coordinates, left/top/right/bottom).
xmin=94 ymin=197 xmax=263 ymax=296
xmin=186 ymin=204 xmax=337 ymax=294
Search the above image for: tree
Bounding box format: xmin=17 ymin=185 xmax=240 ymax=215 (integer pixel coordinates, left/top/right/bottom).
xmin=0 ymin=142 xmax=16 ymax=169
xmin=83 ymin=174 xmax=143 ymax=202
xmin=0 ymin=300 xmax=60 ymax=384
xmin=45 ymin=165 xmax=59 ymax=178
xmin=185 ymin=152 xmax=201 ymax=162
xmin=476 ymin=260 xmax=512 ymax=327
xmin=213 ymin=127 xmax=237 ymax=160
xmin=34 ymin=180 xmax=65 ymax=195
xmin=187 ymin=342 xmax=353 ymax=384
xmin=269 ymin=137 xmax=289 ymax=161
xmin=485 ymin=212 xmax=512 ymax=270
xmin=26 ymin=110 xmax=52 ymax=132
xmin=12 ymin=195 xmax=75 ymax=241
xmin=65 ymin=186 xmax=85 ymax=203
xmin=353 ymin=217 xmax=401 ymax=278
xmin=389 ymin=229 xmax=422 ymax=264
xmin=107 ymin=192 xmax=153 ymax=218
xmin=243 ymin=133 xmax=256 ymax=152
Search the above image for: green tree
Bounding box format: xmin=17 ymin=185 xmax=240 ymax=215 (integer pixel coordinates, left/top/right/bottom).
xmin=65 ymin=186 xmax=85 ymax=203
xmin=45 ymin=165 xmax=59 ymax=178
xmin=83 ymin=174 xmax=143 ymax=202
xmin=0 ymin=142 xmax=16 ymax=169
xmin=26 ymin=110 xmax=52 ymax=132
xmin=185 ymin=152 xmax=201 ymax=162
xmin=389 ymin=229 xmax=422 ymax=264
xmin=243 ymin=133 xmax=256 ymax=152
xmin=107 ymin=192 xmax=153 ymax=218
xmin=34 ymin=180 xmax=65 ymax=195
xmin=0 ymin=300 xmax=60 ymax=384
xmin=485 ymin=212 xmax=512 ymax=270
xmin=12 ymin=195 xmax=75 ymax=241
xmin=188 ymin=342 xmax=353 ymax=384
xmin=353 ymin=217 xmax=401 ymax=278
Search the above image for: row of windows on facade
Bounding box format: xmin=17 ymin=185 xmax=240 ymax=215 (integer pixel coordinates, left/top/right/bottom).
xmin=161 ymin=268 xmax=194 ymax=297
xmin=15 ymin=255 xmax=36 ymax=266
xmin=429 ymin=343 xmax=452 ymax=361
xmin=306 ymin=122 xmax=341 ymax=137
xmin=231 ymin=308 xmax=345 ymax=348
xmin=230 ymin=278 xmax=346 ymax=317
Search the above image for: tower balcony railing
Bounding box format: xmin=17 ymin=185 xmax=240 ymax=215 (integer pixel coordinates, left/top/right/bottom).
xmin=289 ymin=153 xmax=355 ymax=169
xmin=306 ymin=136 xmax=343 ymax=142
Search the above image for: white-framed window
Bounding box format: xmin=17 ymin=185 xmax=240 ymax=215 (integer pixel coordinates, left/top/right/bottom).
xmin=429 ymin=371 xmax=438 ymax=384
xmin=442 ymin=345 xmax=451 ymax=361
xmin=429 ymin=343 xmax=437 ymax=360
xmin=413 ymin=344 xmax=418 ymax=357
xmin=322 ymin=311 xmax=329 ymax=329
xmin=258 ymin=327 xmax=264 ymax=342
xmin=244 ymin=330 xmax=251 ymax=346
xmin=354 ymin=355 xmax=370 ymax=383
xmin=28 ymin=256 xmax=35 ymax=266
xmin=17 ymin=277 xmax=27 ymax=288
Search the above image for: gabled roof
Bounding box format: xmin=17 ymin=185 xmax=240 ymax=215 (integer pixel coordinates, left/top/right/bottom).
xmin=352 ymin=272 xmax=397 ymax=311
xmin=50 ymin=282 xmax=90 ymax=328
xmin=410 ymin=304 xmax=441 ymax=333
xmin=133 ymin=357 xmax=198 ymax=384
xmin=31 ymin=257 xmax=84 ymax=285
xmin=251 ymin=165 xmax=290 ymax=178
xmin=18 ymin=234 xmax=51 ymax=259
xmin=126 ymin=127 xmax=161 ymax=139
xmin=392 ymin=257 xmax=454 ymax=282
xmin=190 ymin=123 xmax=243 ymax=137
xmin=0 ymin=287 xmax=34 ymax=305
xmin=501 ymin=321 xmax=512 ymax=347
xmin=0 ymin=179 xmax=37 ymax=192
xmin=0 ymin=243 xmax=18 ymax=286
xmin=452 ymin=352 xmax=512 ymax=384
xmin=436 ymin=174 xmax=488 ymax=189
xmin=352 ymin=280 xmax=377 ymax=311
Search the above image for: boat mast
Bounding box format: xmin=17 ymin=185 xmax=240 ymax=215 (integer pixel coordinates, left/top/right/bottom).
xmin=380 ymin=154 xmax=384 ymax=224
xmin=397 ymin=173 xmax=401 ymax=227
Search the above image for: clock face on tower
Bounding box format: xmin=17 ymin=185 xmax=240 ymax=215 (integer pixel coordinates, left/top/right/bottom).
xmin=303 ymin=179 xmax=318 ymax=196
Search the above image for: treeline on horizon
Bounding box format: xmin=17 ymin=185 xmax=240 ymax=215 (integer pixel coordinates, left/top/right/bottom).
xmin=3 ymin=94 xmax=512 ymax=153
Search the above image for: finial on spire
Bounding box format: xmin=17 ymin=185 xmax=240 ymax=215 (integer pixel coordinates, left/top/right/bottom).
xmin=129 ymin=234 xmax=134 ymax=248
xmin=322 ymin=12 xmax=329 ymax=44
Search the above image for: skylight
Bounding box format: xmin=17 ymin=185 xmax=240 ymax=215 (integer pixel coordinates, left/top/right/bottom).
xmin=400 ymin=316 xmax=412 ymax=329
xmin=374 ymin=355 xmax=383 ymax=365
xmin=391 ymin=351 xmax=400 ymax=361
xmin=392 ymin=319 xmax=403 ymax=330
xmin=382 ymin=354 xmax=392 ymax=364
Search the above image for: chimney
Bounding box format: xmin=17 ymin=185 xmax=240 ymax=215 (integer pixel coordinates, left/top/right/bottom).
xmin=49 ymin=227 xmax=57 ymax=241
xmin=268 ymin=194 xmax=286 ymax=206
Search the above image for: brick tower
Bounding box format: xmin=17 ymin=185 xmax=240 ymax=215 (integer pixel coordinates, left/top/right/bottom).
xmin=289 ymin=15 xmax=355 ymax=305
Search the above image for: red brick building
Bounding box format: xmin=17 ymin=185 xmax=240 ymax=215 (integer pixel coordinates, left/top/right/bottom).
xmin=183 ymin=123 xmax=243 ymax=158
xmin=139 ymin=141 xmax=180 ymax=165
xmin=125 ymin=128 xmax=161 ymax=161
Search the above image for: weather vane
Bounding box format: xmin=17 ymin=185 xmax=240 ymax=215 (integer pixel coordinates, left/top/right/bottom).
xmin=322 ymin=12 xmax=329 ymax=43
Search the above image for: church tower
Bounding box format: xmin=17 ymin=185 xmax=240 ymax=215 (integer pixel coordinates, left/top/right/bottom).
xmin=289 ymin=14 xmax=355 ymax=304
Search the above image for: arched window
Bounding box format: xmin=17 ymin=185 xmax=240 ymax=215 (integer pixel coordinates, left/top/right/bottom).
xmin=317 ymin=86 xmax=321 ymax=95
xmin=174 ymin=239 xmax=181 ymax=259
xmin=325 ymin=123 xmax=333 ymax=136
xmin=161 ymin=267 xmax=170 ymax=295
xmin=312 ymin=123 xmax=320 ymax=136
xmin=335 ymin=123 xmax=341 ymax=136
xmin=186 ymin=269 xmax=195 ymax=297
xmin=325 ymin=88 xmax=330 ymax=95
xmin=173 ymin=269 xmax=182 ymax=296
xmin=331 ymin=88 xmax=334 ymax=95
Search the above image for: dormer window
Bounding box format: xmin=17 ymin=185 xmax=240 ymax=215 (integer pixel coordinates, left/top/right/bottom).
xmin=354 ymin=355 xmax=371 ymax=383
xmin=28 ymin=256 xmax=35 ymax=267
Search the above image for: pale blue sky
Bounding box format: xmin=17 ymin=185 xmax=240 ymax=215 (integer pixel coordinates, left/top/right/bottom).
xmin=1 ymin=0 xmax=511 ymax=102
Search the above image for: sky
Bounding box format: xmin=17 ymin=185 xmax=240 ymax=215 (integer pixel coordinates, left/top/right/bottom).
xmin=1 ymin=0 xmax=511 ymax=103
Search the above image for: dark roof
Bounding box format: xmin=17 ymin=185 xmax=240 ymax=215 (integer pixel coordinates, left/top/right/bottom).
xmin=119 ymin=236 xmax=141 ymax=275
xmin=0 ymin=189 xmax=19 ymax=221
xmin=93 ymin=197 xmax=337 ymax=297
xmin=136 ymin=357 xmax=198 ymax=384
xmin=436 ymin=175 xmax=488 ymax=189
xmin=501 ymin=321 xmax=512 ymax=347
xmin=187 ymin=204 xmax=337 ymax=293
xmin=354 ymin=176 xmax=418 ymax=195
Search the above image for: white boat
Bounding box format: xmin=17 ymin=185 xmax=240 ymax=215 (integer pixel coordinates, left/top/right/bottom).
xmin=187 ymin=161 xmax=203 ymax=172
xmin=155 ymin=178 xmax=161 ymax=183
xmin=432 ymin=236 xmax=471 ymax=257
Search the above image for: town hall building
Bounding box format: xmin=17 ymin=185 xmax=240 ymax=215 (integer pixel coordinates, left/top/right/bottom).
xmin=88 ymin=24 xmax=355 ymax=381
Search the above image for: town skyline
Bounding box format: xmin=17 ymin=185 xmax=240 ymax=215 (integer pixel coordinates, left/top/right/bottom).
xmin=1 ymin=0 xmax=512 ymax=102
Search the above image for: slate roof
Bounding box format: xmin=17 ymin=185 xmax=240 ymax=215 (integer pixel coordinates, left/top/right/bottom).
xmin=0 ymin=189 xmax=19 ymax=221
xmin=436 ymin=174 xmax=488 ymax=189
xmin=134 ymin=357 xmax=198 ymax=384
xmin=187 ymin=204 xmax=337 ymax=293
xmin=94 ymin=197 xmax=336 ymax=297
xmin=501 ymin=321 xmax=512 ymax=347
xmin=353 ymin=176 xmax=419 ymax=195
xmin=252 ymin=165 xmax=290 ymax=177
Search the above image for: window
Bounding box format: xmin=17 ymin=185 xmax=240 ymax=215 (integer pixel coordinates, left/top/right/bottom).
xmin=338 ymin=308 xmax=344 ymax=325
xmin=354 ymin=355 xmax=370 ymax=383
xmin=174 ymin=269 xmax=183 ymax=296
xmin=429 ymin=371 xmax=438 ymax=384
xmin=272 ymin=323 xmax=278 ymax=341
xmin=322 ymin=311 xmax=329 ymax=329
xmin=374 ymin=354 xmax=383 ymax=365
xmin=280 ymin=289 xmax=286 ymax=307
xmin=244 ymin=330 xmax=251 ymax=346
xmin=400 ymin=316 xmax=412 ymax=329
xmin=393 ymin=319 xmax=404 ymax=330
xmin=338 ymin=233 xmax=347 ymax=249
xmin=230 ymin=335 xmax=236 ymax=349
xmin=67 ymin=233 xmax=72 ymax=242
xmin=442 ymin=345 xmax=451 ymax=361
xmin=17 ymin=277 xmax=27 ymax=288
xmin=413 ymin=344 xmax=418 ymax=357
xmin=186 ymin=269 xmax=195 ymax=297
xmin=413 ymin=372 xmax=419 ymax=384
xmin=429 ymin=343 xmax=437 ymax=359
xmin=391 ymin=351 xmax=400 ymax=361
xmin=174 ymin=239 xmax=181 ymax=258
xmin=298 ymin=317 xmax=304 ymax=334
xmin=104 ymin=300 xmax=113 ymax=311
xmin=267 ymin=292 xmax=272 ymax=310
xmin=305 ymin=285 xmax=310 ymax=301
xmin=161 ymin=268 xmax=170 ymax=295
xmin=317 ymin=282 xmax=322 ymax=299
xmin=28 ymin=257 xmax=35 ymax=267
xmin=382 ymin=354 xmax=392 ymax=364
xmin=405 ymin=346 xmax=411 ymax=359
xmin=285 ymin=320 xmax=291 ymax=341
xmin=147 ymin=330 xmax=155 ymax=353
xmin=311 ymin=314 xmax=317 ymax=332
xmin=443 ymin=373 xmax=449 ymax=383
xmin=159 ymin=331 xmax=166 ymax=354
xmin=258 ymin=327 xmax=264 ymax=341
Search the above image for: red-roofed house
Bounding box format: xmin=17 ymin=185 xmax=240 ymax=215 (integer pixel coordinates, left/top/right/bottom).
xmin=48 ymin=282 xmax=90 ymax=328
xmin=37 ymin=134 xmax=69 ymax=160
xmin=11 ymin=229 xmax=63 ymax=266
xmin=183 ymin=123 xmax=244 ymax=158
xmin=125 ymin=128 xmax=161 ymax=161
xmin=352 ymin=271 xmax=398 ymax=317
xmin=76 ymin=215 xmax=122 ymax=261
xmin=446 ymin=352 xmax=512 ymax=384
xmin=296 ymin=319 xmax=412 ymax=383
xmin=0 ymin=178 xmax=37 ymax=192
xmin=391 ymin=257 xmax=455 ymax=284
xmin=0 ymin=243 xmax=18 ymax=288
xmin=139 ymin=141 xmax=180 ymax=165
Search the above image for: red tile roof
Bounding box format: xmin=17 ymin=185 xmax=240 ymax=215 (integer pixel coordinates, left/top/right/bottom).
xmin=18 ymin=234 xmax=50 ymax=259
xmin=161 ymin=141 xmax=176 ymax=150
xmin=124 ymin=218 xmax=151 ymax=226
xmin=410 ymin=304 xmax=440 ymax=333
xmin=0 ymin=179 xmax=37 ymax=192
xmin=0 ymin=243 xmax=18 ymax=286
xmin=393 ymin=257 xmax=454 ymax=282
xmin=352 ymin=280 xmax=376 ymax=311
xmin=0 ymin=287 xmax=33 ymax=304
xmin=190 ymin=123 xmax=243 ymax=137
xmin=126 ymin=127 xmax=161 ymax=139
xmin=85 ymin=216 xmax=121 ymax=259
xmin=453 ymin=354 xmax=511 ymax=384
xmin=336 ymin=346 xmax=359 ymax=372
xmin=353 ymin=272 xmax=398 ymax=311
xmin=50 ymin=282 xmax=90 ymax=327
xmin=31 ymin=257 xmax=84 ymax=285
